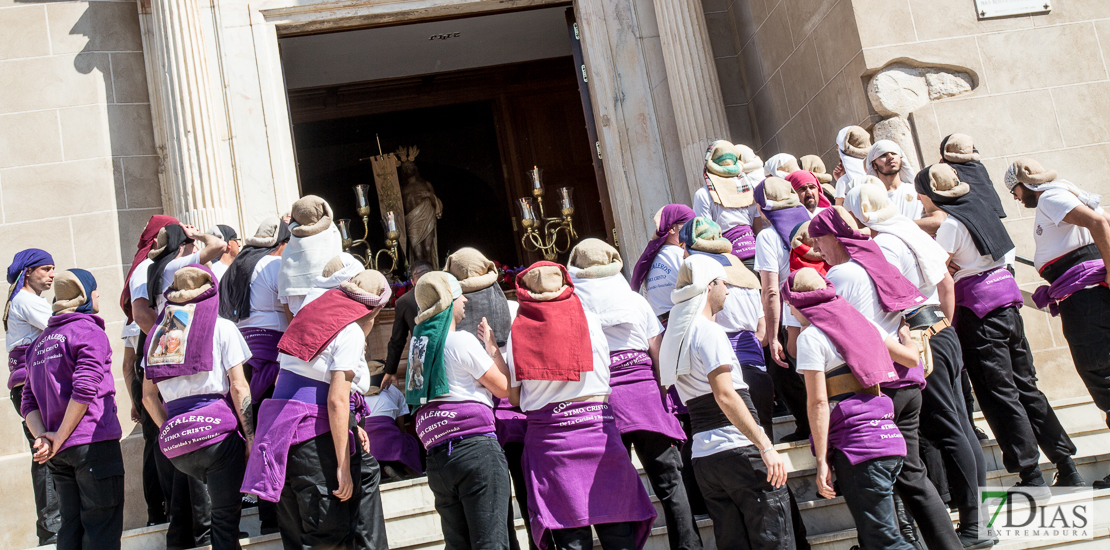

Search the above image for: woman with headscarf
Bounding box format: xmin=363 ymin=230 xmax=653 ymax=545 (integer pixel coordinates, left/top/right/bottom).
xmin=242 ymin=269 xmax=391 ymax=548
xmin=22 ymin=269 xmax=124 ymax=550
xmin=278 ymin=195 xmax=343 ymax=317
xmin=141 ymin=265 xmax=253 ymax=550
xmin=693 ymin=140 xmax=763 ymax=269
xmin=632 ymin=204 xmax=696 ymax=320
xmin=509 ymin=262 xmax=657 ymax=550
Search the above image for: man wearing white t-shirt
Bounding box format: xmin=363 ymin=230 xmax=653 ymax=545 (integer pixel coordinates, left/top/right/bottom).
xmin=660 ymin=255 xmax=790 ymax=550
xmin=1007 ymin=158 xmax=1110 ymax=490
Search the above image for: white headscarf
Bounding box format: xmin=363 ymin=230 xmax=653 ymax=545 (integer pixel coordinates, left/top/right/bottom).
xmin=659 ymin=255 xmax=726 ymax=387
xmin=837 ymin=126 xmax=869 ymax=182
xmin=763 ymin=153 xmax=799 ymax=179
xmin=314 ymin=252 xmax=363 ymax=289
xmin=568 ymin=266 xmax=643 ymax=330
xmin=278 ymin=199 xmax=343 ymax=298
xmin=865 ymin=140 xmax=916 ymax=185
xmin=844 ymin=183 xmax=948 ymax=286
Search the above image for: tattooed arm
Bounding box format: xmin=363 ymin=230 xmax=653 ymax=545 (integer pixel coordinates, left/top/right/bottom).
xmin=227 ymin=363 xmax=254 ymax=455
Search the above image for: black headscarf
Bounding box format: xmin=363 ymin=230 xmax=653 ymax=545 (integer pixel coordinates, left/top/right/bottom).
xmin=914 ymin=166 xmax=1013 ymax=261
xmin=940 ymin=134 xmax=1007 ymax=219
xmin=219 ymin=221 xmax=291 ymax=322
xmin=147 ymin=225 xmax=192 ymax=307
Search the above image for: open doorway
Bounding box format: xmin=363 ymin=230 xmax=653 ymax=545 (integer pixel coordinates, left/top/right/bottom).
xmin=280 ymin=5 xmax=612 ymax=275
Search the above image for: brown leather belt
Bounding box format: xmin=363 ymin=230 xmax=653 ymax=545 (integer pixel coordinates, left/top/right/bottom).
xmin=825 ymin=366 xmax=881 ymax=405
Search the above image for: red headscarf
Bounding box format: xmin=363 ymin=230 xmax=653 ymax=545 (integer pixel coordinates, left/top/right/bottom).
xmin=121 ymin=215 xmax=179 ymax=323
xmin=511 ymin=262 xmax=594 ymax=381
xmin=785 ymin=171 xmax=831 ymax=208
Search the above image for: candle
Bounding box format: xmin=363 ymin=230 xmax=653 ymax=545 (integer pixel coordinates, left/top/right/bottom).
xmin=353 ymin=184 xmax=371 ymax=217
xmin=528 ymin=166 xmax=543 ymax=193
xmin=385 ymin=210 xmax=397 ymax=233
xmin=517 ymin=197 xmax=537 ymax=228
xmin=558 ymin=187 xmax=575 ymax=217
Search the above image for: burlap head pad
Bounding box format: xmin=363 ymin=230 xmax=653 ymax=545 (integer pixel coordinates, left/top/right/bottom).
xmin=520 ymin=265 xmax=568 ymax=301
xmin=736 ymin=144 xmax=764 ymax=174
xmin=568 ymin=238 xmax=623 ymax=279
xmin=942 ymin=134 xmax=979 ymax=163
xmin=245 ymin=217 xmax=283 ymax=248
xmin=687 ymin=218 xmax=733 ymax=254
xmin=1012 ymin=158 xmax=1057 ymax=186
xmin=52 ymin=271 xmax=88 ymax=314
xmin=792 ymin=267 xmax=827 ymax=292
xmin=166 ymin=266 xmax=214 ymax=303
xmin=322 ymin=255 xmax=348 ymax=278
xmin=444 ymin=248 xmax=499 ymax=293
xmin=290 ymin=195 xmax=333 ymax=238
xmin=830 ymin=205 xmax=861 ymax=230
xmin=415 ymin=272 xmax=461 ymax=324
xmin=148 ymin=227 xmax=170 ymax=260
xmin=789 ymin=221 xmax=823 ymax=262
xmin=763 ymin=177 xmax=802 ymax=210
xmin=843 ymin=126 xmax=872 ymax=159
xmin=800 ymin=155 xmax=832 ymax=184
xmin=705 ymin=140 xmax=755 ymax=208
xmin=928 ymin=164 xmax=971 ymax=199
xmin=858 ymin=183 xmax=897 ymax=224
xmin=340 ymin=269 xmax=389 ymax=298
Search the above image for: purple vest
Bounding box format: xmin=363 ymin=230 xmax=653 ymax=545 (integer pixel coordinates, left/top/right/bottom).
xmin=414 ymin=401 xmax=497 ymax=450
xmin=723 ymin=225 xmax=757 ymax=260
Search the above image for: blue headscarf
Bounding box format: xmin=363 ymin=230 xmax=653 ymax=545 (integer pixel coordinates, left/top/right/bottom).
xmin=5 ymin=249 xmax=54 ymax=329
xmin=67 ymin=269 xmax=98 ymax=314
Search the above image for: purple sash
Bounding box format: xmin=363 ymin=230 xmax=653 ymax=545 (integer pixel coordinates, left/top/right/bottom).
xmin=723 ymin=225 xmax=757 ymax=260
xmin=522 ymin=401 xmax=657 ymax=550
xmin=7 ymin=344 xmax=28 ymax=391
xmin=953 ymin=267 xmax=1023 ymax=319
xmin=1032 ymin=260 xmax=1106 ymax=316
xmin=665 ymin=385 xmax=687 ymax=415
xmin=363 ymin=416 xmax=424 ymax=473
xmin=414 ymin=401 xmax=497 ymax=450
xmin=159 ymin=394 xmax=239 ymax=459
xmin=883 ymin=360 xmax=926 ymax=391
xmin=608 ymin=350 xmax=686 ymax=442
xmin=240 ymin=327 xmax=283 ymax=401
xmin=726 ymin=331 xmax=765 ymax=367
xmin=826 ymin=393 xmax=906 ymax=465
xmin=494 ymin=397 xmax=527 ymax=445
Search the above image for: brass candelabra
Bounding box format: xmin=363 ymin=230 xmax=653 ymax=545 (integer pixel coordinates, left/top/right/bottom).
xmin=517 ymin=167 xmax=577 ymax=261
xmin=338 ymin=184 xmax=401 ymax=273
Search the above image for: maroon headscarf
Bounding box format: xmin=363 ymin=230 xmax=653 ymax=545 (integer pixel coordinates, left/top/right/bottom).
xmin=631 ymin=205 xmax=695 ymax=291
xmin=122 ymin=215 xmax=179 ymax=323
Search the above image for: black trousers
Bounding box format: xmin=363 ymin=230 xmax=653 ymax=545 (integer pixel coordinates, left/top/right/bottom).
xmin=881 ymin=386 xmax=963 ymax=550
xmin=917 ymin=327 xmax=986 ymax=521
xmin=277 ymin=431 xmax=365 ymax=550
xmin=355 ymin=452 xmax=388 ymax=550
xmin=10 ymin=385 xmax=61 ymax=544
xmin=832 ymin=451 xmax=913 ymax=550
xmin=47 ymin=439 xmax=125 ymax=550
xmin=622 ymin=430 xmax=703 ymax=550
xmin=764 ymin=344 xmax=810 ymax=436
xmin=692 ymin=445 xmax=795 ymax=550
xmin=955 ymin=306 xmax=1076 ymax=475
xmin=426 ymin=436 xmax=510 ymax=550
xmin=676 ymin=414 xmax=708 ymax=516
xmin=130 ymin=373 xmax=168 ymax=525
xmin=1057 ymin=286 xmax=1110 ymax=430
xmin=961 ymin=370 xmax=976 ymax=426
xmin=504 ymin=442 xmax=536 ymax=550
xmin=741 ymin=365 xmax=775 ymax=439
xmin=550 ymin=521 xmax=639 ymax=550
xmin=169 ymin=436 xmax=246 ymax=550
xmin=163 ymin=441 xmax=212 ymax=550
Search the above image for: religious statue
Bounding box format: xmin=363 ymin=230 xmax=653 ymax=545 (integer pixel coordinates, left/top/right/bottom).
xmin=397 ymin=146 xmax=443 ymax=269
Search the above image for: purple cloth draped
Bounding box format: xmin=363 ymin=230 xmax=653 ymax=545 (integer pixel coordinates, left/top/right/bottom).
xmin=608 ymin=350 xmax=686 ymax=442
xmin=159 ymin=394 xmax=239 ymax=458
xmin=145 ymin=264 xmax=219 ymax=383
xmin=755 ymin=181 xmax=812 ymax=249
xmin=723 ymin=225 xmax=757 ymax=260
xmin=414 ymin=401 xmax=497 ymax=450
xmin=631 ymin=204 xmax=695 ymax=291
xmin=953 ymin=267 xmax=1023 ymax=319
xmin=7 ymin=344 xmax=29 ymax=391
xmin=240 ymin=327 xmax=283 ymax=401
xmin=809 ymin=209 xmax=926 ymax=312
xmin=827 ymin=393 xmax=906 ymax=465
xmin=726 ymin=331 xmax=765 ymax=367
xmin=1033 ymin=260 xmax=1107 ymax=316
xmin=781 ymin=272 xmax=898 ymax=388
xmin=886 ymin=360 xmax=926 ymax=391
xmin=350 ymin=392 xmax=370 ymax=424
xmin=363 ymin=416 xmax=424 ymax=473
xmin=494 ymin=397 xmax=527 ymax=445
xmin=522 ymin=401 xmax=657 ymax=550
xmin=241 ymin=398 xmax=329 ymax=502
xmin=22 ymin=313 xmax=121 ymax=452
xmin=665 ymin=386 xmax=687 ymax=415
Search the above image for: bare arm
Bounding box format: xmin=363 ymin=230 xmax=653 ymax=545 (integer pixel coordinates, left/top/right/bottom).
xmin=915 ymin=212 xmax=945 ymax=236
xmin=803 ymin=370 xmax=834 ymax=498
xmin=133 ymin=297 xmax=157 ymax=335
xmin=476 ymin=318 xmax=511 ymax=398
xmin=885 ymin=326 xmax=921 ymax=369
xmin=1063 ymin=205 xmax=1110 ymax=284
xmin=328 ymin=370 xmax=355 ymax=501
xmin=121 ymin=346 xmax=140 ymax=422
xmin=754 ymin=317 xmax=767 ymax=347
xmin=184 ymin=225 xmax=228 ymax=265
xmin=937 ymin=271 xmax=955 ymax=321
xmin=707 ymin=366 xmax=786 ymax=487
xmin=143 ymin=378 xmax=168 ymax=427
xmin=760 ymin=270 xmax=788 ymax=367
xmin=647 ymin=333 xmax=663 ymax=374
xmin=227 ymin=364 xmax=254 ymax=455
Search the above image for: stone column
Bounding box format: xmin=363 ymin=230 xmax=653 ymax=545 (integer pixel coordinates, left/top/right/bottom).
xmin=652 ymin=0 xmax=731 ymax=195
xmin=138 ymin=0 xmax=233 ymax=229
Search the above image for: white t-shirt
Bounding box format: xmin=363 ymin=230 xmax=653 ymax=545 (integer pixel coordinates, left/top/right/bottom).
xmin=1033 ymin=188 xmax=1101 ymax=269
xmin=715 ymin=287 xmax=763 ymax=334
xmin=366 ymin=385 xmax=409 ymax=419
xmin=874 ymin=233 xmax=940 ymax=306
xmin=154 ymin=318 xmax=251 ymax=402
xmin=5 ymin=290 xmax=51 ymax=351
xmin=888 ymin=184 xmax=923 ymax=221
xmin=279 ymin=323 xmax=371 ymax=395
xmin=795 ymin=318 xmax=886 ymax=374
xmin=508 ymin=312 xmax=611 ymax=412
xmin=122 ymin=258 xmax=154 ymax=339
xmin=236 ymin=256 xmax=288 ymax=332
xmin=754 ymin=229 xmax=801 ymax=328
xmin=674 ymin=316 xmax=754 ymax=458
xmin=428 ymin=331 xmax=496 ymax=407
xmin=156 ymin=252 xmax=202 ymax=313
xmin=644 ymin=245 xmax=684 ymax=316
xmin=825 ymin=261 xmax=900 ymax=337
xmin=693 ymin=187 xmax=760 ymax=232
xmin=209 ymin=261 xmax=229 ymax=282
xmin=935 ymin=217 xmax=1012 ymax=283
xmin=601 ymin=294 xmax=664 ymax=352
xmin=282 ymin=294 xmax=306 ymax=316
xmin=808 ymin=206 xmax=827 ymax=219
